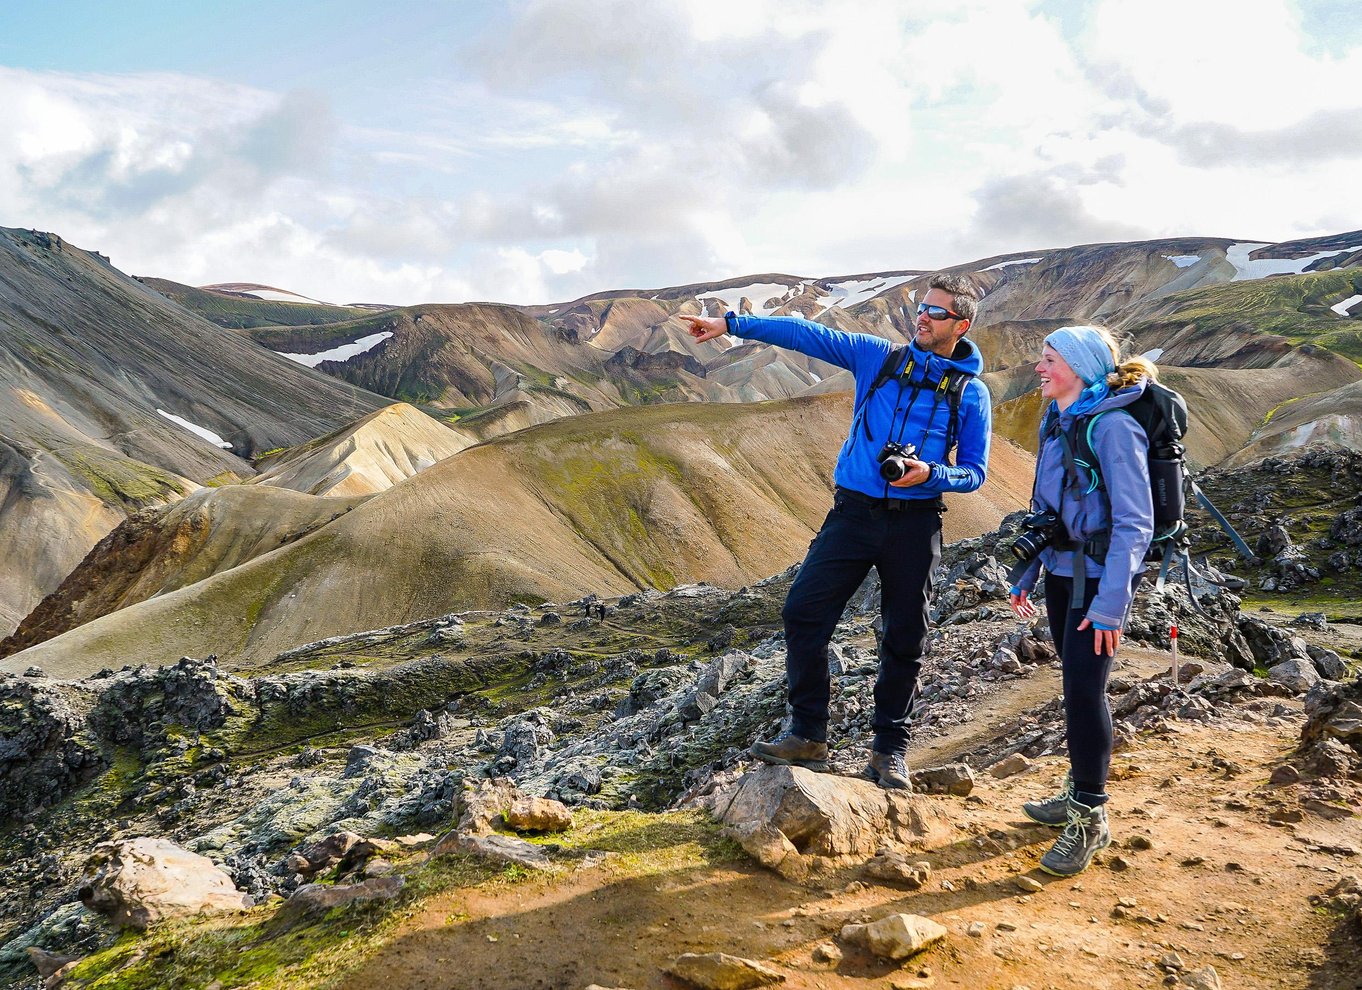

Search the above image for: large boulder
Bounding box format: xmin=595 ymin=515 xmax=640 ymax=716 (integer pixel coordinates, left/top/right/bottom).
xmin=1238 ymin=616 xmax=1313 ymax=670
xmin=431 ymin=832 xmax=553 ymax=871
xmin=1125 ymin=584 xmax=1248 ymax=667
xmin=695 ymin=765 xmax=952 ymax=861
xmin=503 ymin=796 xmax=573 ymax=833
xmin=77 ymin=838 xmax=253 ymax=930
xmin=1299 ymin=678 xmax=1362 ymax=779
xmin=284 ymin=876 xmax=403 ymax=915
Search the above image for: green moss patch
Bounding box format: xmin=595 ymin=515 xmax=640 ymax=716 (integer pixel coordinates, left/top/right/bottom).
xmin=56 ymin=448 xmax=188 ymax=510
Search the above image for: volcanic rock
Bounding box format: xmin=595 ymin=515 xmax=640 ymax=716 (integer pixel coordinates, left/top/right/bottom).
xmin=698 ymin=765 xmax=952 ymax=860
xmin=840 ymin=913 xmax=948 ymax=960
xmin=666 ymin=952 xmax=784 ymax=989
xmin=77 ymin=838 xmax=253 ymax=930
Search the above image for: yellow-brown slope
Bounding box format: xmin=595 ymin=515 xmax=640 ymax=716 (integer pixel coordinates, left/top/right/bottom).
xmin=1 ymin=395 xmax=1031 ymax=676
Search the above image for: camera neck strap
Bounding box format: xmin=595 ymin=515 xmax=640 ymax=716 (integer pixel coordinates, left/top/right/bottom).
xmin=859 ymin=349 xmax=970 ymax=466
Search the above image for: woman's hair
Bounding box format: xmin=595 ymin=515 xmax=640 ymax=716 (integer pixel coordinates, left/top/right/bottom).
xmin=1088 ymin=325 xmax=1159 ymax=389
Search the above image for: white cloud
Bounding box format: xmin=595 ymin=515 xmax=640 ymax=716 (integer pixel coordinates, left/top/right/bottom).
xmin=1 ymin=2 xmax=1359 ymax=306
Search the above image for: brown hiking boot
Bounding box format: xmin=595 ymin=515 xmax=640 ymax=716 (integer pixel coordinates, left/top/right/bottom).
xmin=750 ymin=731 xmax=829 ymax=772
xmin=865 ymin=751 xmax=913 ymax=790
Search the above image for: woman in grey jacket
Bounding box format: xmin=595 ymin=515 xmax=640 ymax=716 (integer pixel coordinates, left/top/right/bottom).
xmin=1008 ymin=325 xmax=1156 ymax=877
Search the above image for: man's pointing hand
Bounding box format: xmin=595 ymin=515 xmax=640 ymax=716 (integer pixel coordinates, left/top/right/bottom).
xmin=679 ymin=314 xmax=728 ymax=342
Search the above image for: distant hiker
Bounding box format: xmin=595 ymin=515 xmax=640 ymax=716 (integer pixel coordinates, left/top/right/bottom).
xmin=1007 ymin=325 xmax=1156 ymax=877
xmin=681 ymin=273 xmax=992 ymax=790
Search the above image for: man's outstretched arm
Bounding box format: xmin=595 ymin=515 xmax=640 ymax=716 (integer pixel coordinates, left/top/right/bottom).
xmin=682 ymin=311 xmax=880 ymax=372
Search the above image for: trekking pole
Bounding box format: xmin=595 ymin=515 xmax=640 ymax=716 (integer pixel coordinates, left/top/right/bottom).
xmin=1170 ymin=623 xmax=1179 ymax=690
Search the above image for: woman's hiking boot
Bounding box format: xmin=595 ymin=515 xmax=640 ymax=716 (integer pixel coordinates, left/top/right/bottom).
xmin=750 ymin=731 xmax=829 ymax=772
xmin=1039 ymin=799 xmax=1111 ymax=877
xmin=1022 ymin=772 xmax=1075 ymax=827
xmin=864 ymin=751 xmax=913 ymax=790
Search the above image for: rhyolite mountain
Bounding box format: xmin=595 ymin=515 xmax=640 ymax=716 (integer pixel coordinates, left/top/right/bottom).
xmin=4 ymin=224 xmax=1361 ymax=657
xmin=0 ymin=227 xmax=389 ymax=635
xmin=224 ymin=232 xmax=1362 ymax=463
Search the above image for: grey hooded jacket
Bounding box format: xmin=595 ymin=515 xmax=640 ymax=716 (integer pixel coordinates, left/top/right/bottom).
xmin=1013 ymin=381 xmax=1155 ymax=629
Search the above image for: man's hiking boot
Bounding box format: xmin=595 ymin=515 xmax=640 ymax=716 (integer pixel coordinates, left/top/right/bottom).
xmin=864 ymin=750 xmax=913 ymax=790
xmin=1039 ymin=799 xmax=1111 ymax=877
xmin=1022 ymin=772 xmax=1075 ymax=827
xmin=750 ymin=731 xmax=829 ymax=772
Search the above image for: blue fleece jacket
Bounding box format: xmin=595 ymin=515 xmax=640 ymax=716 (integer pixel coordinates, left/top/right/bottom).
xmin=726 ymin=313 xmax=991 ymax=500
xmin=1012 ymin=381 xmax=1155 ymax=629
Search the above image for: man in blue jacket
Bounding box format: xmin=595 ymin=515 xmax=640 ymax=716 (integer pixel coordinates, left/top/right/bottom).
xmin=681 ymin=273 xmax=992 ymax=788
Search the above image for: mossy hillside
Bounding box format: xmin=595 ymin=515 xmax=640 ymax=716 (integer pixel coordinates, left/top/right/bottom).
xmin=1125 ymin=268 xmax=1362 ymax=363
xmin=55 ymin=448 xmax=191 ymax=511
xmin=140 ymin=279 xmax=377 ymax=331
xmin=56 ymin=810 xmax=738 ymax=990
xmin=990 ymin=387 xmax=1048 ymax=454
xmin=220 ymin=655 xmax=510 ymax=759
xmin=535 ymin=439 xmax=688 ymax=590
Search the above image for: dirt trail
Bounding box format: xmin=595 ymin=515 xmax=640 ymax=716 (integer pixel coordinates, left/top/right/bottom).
xmin=905 ymin=644 xmax=1175 ymax=773
xmin=335 ymin=668 xmax=1362 ymax=990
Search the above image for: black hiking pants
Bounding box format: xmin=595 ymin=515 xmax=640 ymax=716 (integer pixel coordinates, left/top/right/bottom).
xmin=782 ymin=488 xmax=942 ymax=755
xmin=1045 ymin=572 xmax=1141 ymax=800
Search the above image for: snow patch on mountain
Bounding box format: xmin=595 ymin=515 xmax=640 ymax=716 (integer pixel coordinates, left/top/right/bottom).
xmin=156 ymin=409 xmax=233 ymax=449
xmin=1332 ymin=294 xmax=1362 ymax=316
xmin=1227 ymin=242 xmax=1362 ymax=281
xmin=815 ymin=275 xmax=913 ymax=313
xmin=980 ymin=257 xmax=1042 ymax=272
xmin=277 ymin=332 xmax=394 ymax=368
xmin=697 ymin=283 xmax=799 ymax=317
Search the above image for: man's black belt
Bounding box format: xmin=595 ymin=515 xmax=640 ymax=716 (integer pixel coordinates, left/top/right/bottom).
xmin=835 ymin=486 xmax=945 ymax=512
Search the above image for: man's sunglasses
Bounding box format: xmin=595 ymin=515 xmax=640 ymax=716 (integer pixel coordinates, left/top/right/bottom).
xmin=916 ymin=302 xmax=963 ymax=321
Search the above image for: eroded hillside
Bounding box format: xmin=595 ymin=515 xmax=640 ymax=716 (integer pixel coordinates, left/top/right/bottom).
xmin=0 ymin=228 xmax=389 ymax=636
xmin=0 ymin=395 xmax=1034 ymax=675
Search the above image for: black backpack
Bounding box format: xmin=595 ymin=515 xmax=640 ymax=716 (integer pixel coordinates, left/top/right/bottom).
xmin=854 ymin=345 xmax=972 ymax=464
xmin=1057 ymin=380 xmax=1254 ymax=592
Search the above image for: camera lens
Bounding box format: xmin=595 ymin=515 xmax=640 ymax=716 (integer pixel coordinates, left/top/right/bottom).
xmin=1010 ymin=532 xmax=1042 ymax=561
xmin=880 ymin=457 xmax=906 ymax=482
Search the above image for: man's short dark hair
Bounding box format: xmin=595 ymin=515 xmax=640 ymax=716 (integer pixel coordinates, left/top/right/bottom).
xmin=928 ymin=272 xmax=981 ymax=325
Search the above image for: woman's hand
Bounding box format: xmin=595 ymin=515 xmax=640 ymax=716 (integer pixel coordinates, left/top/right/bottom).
xmin=1009 ymin=588 xmax=1035 ymax=619
xmin=1077 ymin=617 xmax=1120 ymax=656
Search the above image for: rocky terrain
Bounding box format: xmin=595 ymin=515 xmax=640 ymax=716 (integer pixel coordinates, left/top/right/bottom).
xmin=1 ymin=516 xmax=1358 ymax=989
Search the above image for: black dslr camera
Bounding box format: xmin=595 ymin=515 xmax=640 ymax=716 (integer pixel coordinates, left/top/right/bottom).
xmin=1010 ymin=510 xmax=1061 ymax=562
xmin=876 ymin=441 xmax=918 ymax=482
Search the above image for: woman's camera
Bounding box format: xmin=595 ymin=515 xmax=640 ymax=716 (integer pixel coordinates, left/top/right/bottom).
xmin=1010 ymin=510 xmax=1061 ymax=562
xmin=876 ymin=441 xmax=918 ymax=481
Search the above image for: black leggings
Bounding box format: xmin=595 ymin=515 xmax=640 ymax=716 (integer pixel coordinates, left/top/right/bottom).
xmin=1044 ymin=573 xmax=1139 ymax=798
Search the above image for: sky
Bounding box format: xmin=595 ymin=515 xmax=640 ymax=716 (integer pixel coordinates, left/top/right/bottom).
xmin=2 ymin=0 xmax=1360 ymax=306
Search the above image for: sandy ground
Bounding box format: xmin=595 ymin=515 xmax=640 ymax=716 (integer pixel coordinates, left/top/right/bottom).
xmin=332 ymin=651 xmax=1362 ymax=990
